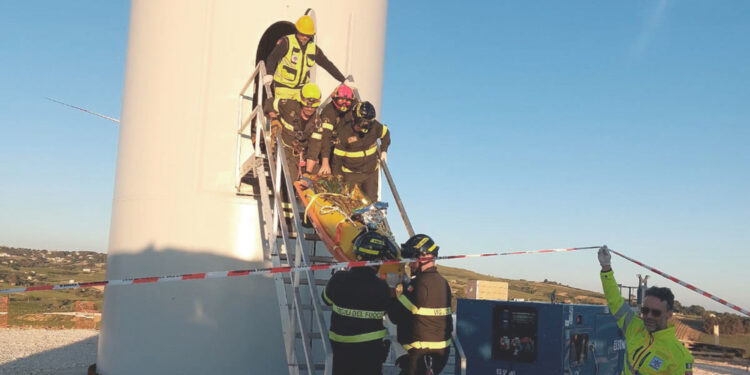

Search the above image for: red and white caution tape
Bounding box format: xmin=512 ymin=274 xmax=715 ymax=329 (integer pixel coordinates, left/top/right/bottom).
xmin=610 ymin=248 xmax=750 ymax=317
xmin=0 ymin=246 xmax=597 ymax=295
xmin=3 ymin=245 xmax=747 ymax=317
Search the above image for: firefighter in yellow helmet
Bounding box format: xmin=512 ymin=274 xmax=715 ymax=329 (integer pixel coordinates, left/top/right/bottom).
xmin=388 ymin=234 xmax=453 ymax=375
xmin=265 ymin=15 xmax=348 ymax=100
xmin=598 ymin=246 xmax=694 ymax=375
xmin=263 ymin=83 xmax=322 ymax=224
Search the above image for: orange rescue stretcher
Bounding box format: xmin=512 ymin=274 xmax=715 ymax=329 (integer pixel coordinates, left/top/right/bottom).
xmin=293 ymin=175 xmax=404 ymax=278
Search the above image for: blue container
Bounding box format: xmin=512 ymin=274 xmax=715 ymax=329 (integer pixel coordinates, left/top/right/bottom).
xmin=456 ymin=299 xmax=626 ymax=375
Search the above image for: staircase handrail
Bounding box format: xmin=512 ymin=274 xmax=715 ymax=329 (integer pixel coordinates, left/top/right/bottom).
xmin=237 ymin=60 xmax=332 ymax=374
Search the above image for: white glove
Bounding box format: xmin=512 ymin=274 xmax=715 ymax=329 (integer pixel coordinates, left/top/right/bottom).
xmin=262 ymin=74 xmax=274 ymax=85
xmin=386 ymin=273 xmax=401 ymax=289
xmin=598 ymin=245 xmax=611 ymax=267
xmin=380 ymin=151 xmax=387 ymax=163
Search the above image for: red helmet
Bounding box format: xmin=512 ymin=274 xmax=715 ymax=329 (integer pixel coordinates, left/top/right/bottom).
xmin=331 ymin=84 xmax=355 ymax=112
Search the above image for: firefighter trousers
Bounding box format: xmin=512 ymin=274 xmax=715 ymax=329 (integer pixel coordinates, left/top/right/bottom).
xmin=331 ymin=340 xmax=389 ymax=375
xmin=396 ymin=348 xmax=450 ymax=375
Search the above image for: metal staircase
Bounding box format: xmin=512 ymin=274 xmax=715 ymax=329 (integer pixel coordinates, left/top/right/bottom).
xmin=236 ymin=61 xmax=333 ymax=375
xmin=235 ymin=60 xmax=466 ymax=375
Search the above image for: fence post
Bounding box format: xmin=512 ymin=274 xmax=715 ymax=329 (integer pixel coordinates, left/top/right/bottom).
xmin=0 ymin=296 xmax=8 ymax=328
xmin=75 ymin=301 xmax=96 ymax=329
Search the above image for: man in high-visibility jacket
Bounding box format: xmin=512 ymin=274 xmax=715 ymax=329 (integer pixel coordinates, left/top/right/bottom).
xmin=598 ymin=246 xmax=694 ymax=375
xmin=322 ymin=231 xmax=398 ymax=375
xmin=265 ymin=15 xmax=347 ymax=100
xmin=388 ymin=234 xmax=453 ymax=375
xmin=306 ymin=84 xmax=357 ymax=176
xmin=330 ymin=101 xmax=389 ymax=203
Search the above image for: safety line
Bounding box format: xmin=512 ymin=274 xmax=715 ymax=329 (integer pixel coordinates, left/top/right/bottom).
xmin=0 ymin=246 xmax=597 ymax=295
xmin=609 ymin=248 xmax=750 ymax=317
xmin=3 ymin=245 xmax=747 ymax=317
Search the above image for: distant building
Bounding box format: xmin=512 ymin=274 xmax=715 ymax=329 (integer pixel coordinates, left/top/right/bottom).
xmin=0 ymin=253 xmax=9 ymax=257
xmin=465 ymin=280 xmax=509 ymax=301
xmin=83 ymin=268 xmax=91 ymax=273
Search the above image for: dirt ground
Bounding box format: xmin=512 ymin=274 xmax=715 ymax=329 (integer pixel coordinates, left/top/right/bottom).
xmin=0 ymin=328 xmax=747 ymax=374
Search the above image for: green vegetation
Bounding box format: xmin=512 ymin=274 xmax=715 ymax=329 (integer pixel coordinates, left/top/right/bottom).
xmin=1 ymin=246 xmax=105 ymax=329
xmin=697 ymin=333 xmax=750 ymax=358
xmin=437 ymin=264 xmax=606 ymax=310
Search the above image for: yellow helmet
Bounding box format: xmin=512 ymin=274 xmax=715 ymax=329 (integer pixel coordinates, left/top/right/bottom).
xmin=295 ymin=15 xmax=315 ymax=35
xmin=300 ymin=83 xmax=321 ymax=107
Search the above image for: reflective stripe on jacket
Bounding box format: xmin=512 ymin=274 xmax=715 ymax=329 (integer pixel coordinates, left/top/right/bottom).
xmin=331 ymin=119 xmax=390 ymax=175
xmin=387 ymin=267 xmax=453 ymax=352
xmin=322 ymin=267 xmax=391 ymax=344
xmin=601 ymin=270 xmax=694 ymax=374
xmin=273 ymin=35 xmax=316 ymax=89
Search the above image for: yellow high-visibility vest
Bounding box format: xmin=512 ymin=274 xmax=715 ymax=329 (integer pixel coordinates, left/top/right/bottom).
xmin=273 ymin=35 xmax=316 ymax=89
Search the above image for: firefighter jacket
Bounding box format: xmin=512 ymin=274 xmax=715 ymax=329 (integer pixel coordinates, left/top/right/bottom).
xmin=266 ymin=35 xmax=345 ymax=89
xmin=307 ymin=102 xmax=357 ymax=161
xmin=263 ymin=97 xmax=319 ymax=159
xmin=601 ymin=270 xmax=694 ymax=375
xmin=387 ymin=266 xmax=453 ymax=351
xmin=322 ymin=267 xmax=392 ymax=344
xmin=331 ymin=119 xmax=390 ymax=175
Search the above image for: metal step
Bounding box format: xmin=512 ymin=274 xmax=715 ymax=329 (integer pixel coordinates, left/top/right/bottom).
xmin=296 ymin=363 xmax=327 ymax=371
xmin=282 ymin=276 xmax=328 ymax=286
xmin=295 ymin=332 xmax=323 ymax=339
xmin=279 ymin=254 xmax=336 ymax=264
xmin=304 ymin=232 xmax=321 ymax=241
xmin=299 ymin=304 xmax=332 ymax=312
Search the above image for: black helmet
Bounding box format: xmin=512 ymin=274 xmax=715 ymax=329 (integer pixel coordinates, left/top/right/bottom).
xmin=401 ymin=234 xmax=439 ymax=258
xmin=354 ymin=101 xmax=376 ymax=120
xmin=353 ymin=230 xmax=399 ymax=261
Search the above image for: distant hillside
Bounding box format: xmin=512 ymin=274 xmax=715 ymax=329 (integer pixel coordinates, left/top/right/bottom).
xmin=437 ymin=264 xmax=607 ymax=308
xmin=0 ymin=246 xmax=106 ymax=328
xmin=0 ymin=245 xmax=736 ymax=330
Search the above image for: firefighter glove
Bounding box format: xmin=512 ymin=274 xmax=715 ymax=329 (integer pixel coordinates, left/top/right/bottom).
xmin=598 ymin=245 xmax=611 ymax=267
xmin=386 ymin=273 xmax=401 ymax=289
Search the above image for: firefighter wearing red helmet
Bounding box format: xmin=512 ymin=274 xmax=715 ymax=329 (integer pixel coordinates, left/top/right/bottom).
xmin=388 ymin=234 xmax=453 ymax=375
xmin=330 ymin=101 xmax=390 ymax=202
xmin=306 ymin=84 xmax=358 ymax=175
xmin=322 ymin=230 xmax=397 ymax=374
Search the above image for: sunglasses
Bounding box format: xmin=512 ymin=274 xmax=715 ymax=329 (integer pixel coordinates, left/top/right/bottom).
xmin=640 ymin=307 xmax=664 ymax=318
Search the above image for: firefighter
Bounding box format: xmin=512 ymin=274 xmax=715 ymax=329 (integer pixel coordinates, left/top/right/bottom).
xmin=330 ymin=101 xmax=389 ymax=203
xmin=263 ymin=83 xmax=321 ymax=224
xmin=388 ymin=234 xmax=453 ymax=375
xmin=306 ymin=84 xmax=357 ymax=175
xmin=322 ymin=230 xmax=397 ymax=375
xmin=265 ymin=15 xmax=348 ymax=100
xmin=598 ymin=246 xmax=694 ymax=375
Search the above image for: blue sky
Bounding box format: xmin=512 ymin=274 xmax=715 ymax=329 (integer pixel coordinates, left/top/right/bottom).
xmin=1 ymin=1 xmax=748 ymax=314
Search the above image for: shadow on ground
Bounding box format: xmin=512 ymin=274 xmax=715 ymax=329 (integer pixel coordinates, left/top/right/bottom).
xmin=0 ymin=335 xmax=97 ymax=375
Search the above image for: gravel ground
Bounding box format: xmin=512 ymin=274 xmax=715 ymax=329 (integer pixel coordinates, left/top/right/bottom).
xmin=0 ymin=329 xmax=97 ymax=375
xmin=0 ymin=329 xmax=747 ymax=375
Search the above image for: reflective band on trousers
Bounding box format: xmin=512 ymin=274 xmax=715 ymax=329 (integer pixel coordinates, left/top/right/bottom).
xmin=329 ymin=329 xmax=387 ymax=343
xmin=403 ymin=338 xmax=452 ymax=351
xmin=333 ymin=146 xmax=377 ymax=158
xmin=341 ymin=164 xmax=378 ymax=174
xmin=398 ymin=294 xmax=452 ymax=316
xmin=332 ymin=305 xmax=385 ymax=320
